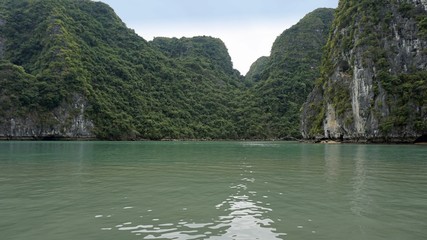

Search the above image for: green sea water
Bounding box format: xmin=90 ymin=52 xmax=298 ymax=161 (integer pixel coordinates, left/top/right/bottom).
xmin=0 ymin=141 xmax=426 ymax=240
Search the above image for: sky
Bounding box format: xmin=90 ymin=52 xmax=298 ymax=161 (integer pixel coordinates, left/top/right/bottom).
xmin=99 ymin=0 xmax=339 ymax=75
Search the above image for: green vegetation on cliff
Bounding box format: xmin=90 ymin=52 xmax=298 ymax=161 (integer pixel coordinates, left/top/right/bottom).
xmin=245 ymin=56 xmax=269 ymax=84
xmin=301 ymin=0 xmax=427 ymax=141
xmin=0 ymin=0 xmax=337 ymax=140
xmin=0 ymin=0 xmax=245 ymax=140
xmin=8 ymin=0 xmax=424 ymax=141
xmin=5 ymin=0 xmax=424 ymax=142
xmin=241 ymin=8 xmax=335 ymax=139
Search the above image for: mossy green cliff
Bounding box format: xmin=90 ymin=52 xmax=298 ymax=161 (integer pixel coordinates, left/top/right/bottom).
xmin=301 ymin=0 xmax=427 ymax=142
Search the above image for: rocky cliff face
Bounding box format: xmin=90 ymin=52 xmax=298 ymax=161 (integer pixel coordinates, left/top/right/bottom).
xmin=0 ymin=7 xmax=94 ymax=139
xmin=0 ymin=91 xmax=94 ymax=140
xmin=302 ymin=0 xmax=427 ymax=142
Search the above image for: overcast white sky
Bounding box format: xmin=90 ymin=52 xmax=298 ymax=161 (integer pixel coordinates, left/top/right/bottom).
xmin=99 ymin=0 xmax=339 ymax=74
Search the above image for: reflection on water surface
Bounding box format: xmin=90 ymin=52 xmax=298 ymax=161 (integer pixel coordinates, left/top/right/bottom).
xmin=0 ymin=141 xmax=426 ymax=240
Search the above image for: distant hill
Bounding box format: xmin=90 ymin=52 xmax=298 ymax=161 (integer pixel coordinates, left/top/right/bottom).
xmin=241 ymin=8 xmax=335 ymax=139
xmin=245 ymin=56 xmax=269 ymax=84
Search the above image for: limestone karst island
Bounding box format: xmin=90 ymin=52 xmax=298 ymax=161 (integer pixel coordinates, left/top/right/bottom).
xmin=0 ymin=0 xmax=426 ymax=143
xmin=1 ymin=1 xmax=427 ymax=240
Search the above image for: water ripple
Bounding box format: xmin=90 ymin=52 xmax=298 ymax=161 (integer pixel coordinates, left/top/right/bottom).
xmin=96 ymin=162 xmax=285 ymax=239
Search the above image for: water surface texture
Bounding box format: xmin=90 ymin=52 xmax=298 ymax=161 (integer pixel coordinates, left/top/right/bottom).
xmin=0 ymin=141 xmax=426 ymax=240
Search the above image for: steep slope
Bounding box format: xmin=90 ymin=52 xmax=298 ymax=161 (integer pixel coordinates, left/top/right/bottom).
xmin=0 ymin=0 xmax=99 ymax=139
xmin=301 ymin=0 xmax=427 ymax=142
xmin=0 ymin=0 xmax=243 ymax=140
xmin=241 ymin=8 xmax=335 ymax=139
xmin=149 ymin=36 xmax=244 ymax=139
xmin=245 ymin=56 xmax=269 ymax=84
xmin=151 ymin=36 xmax=240 ymax=78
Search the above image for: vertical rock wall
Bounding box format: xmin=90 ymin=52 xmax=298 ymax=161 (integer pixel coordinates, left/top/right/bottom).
xmin=302 ymin=0 xmax=427 ymax=142
xmin=0 ymin=94 xmax=94 ymax=140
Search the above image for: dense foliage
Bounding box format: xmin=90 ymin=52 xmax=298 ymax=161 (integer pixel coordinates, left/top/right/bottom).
xmin=245 ymin=56 xmax=269 ymax=84
xmin=0 ymin=0 xmax=337 ymax=140
xmin=0 ymin=0 xmax=248 ymax=140
xmin=241 ymin=8 xmax=335 ymax=139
